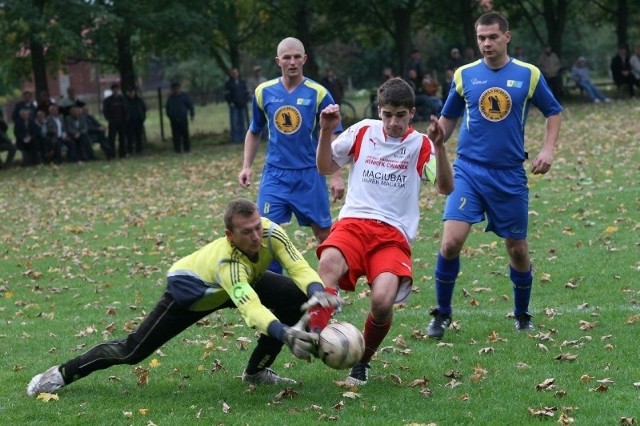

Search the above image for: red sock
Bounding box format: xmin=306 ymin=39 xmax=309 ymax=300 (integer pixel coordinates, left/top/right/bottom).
xmin=361 ymin=312 xmax=392 ymax=363
xmin=308 ymin=287 xmax=338 ymax=333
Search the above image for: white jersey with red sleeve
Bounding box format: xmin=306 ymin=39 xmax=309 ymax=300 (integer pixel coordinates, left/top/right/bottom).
xmin=331 ymin=119 xmax=437 ymax=244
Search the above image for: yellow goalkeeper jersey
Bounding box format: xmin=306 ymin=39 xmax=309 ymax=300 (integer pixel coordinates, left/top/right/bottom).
xmin=167 ymin=218 xmax=321 ymax=335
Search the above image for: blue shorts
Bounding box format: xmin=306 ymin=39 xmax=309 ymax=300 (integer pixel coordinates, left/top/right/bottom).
xmin=257 ymin=164 xmax=333 ymax=229
xmin=443 ymin=157 xmax=529 ymax=239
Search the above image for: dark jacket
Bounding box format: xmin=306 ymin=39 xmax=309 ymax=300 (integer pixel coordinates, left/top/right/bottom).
xmin=223 ymin=78 xmax=250 ymax=106
xmin=610 ymin=54 xmax=632 ymax=86
xmin=126 ymin=95 xmax=147 ymax=122
xmin=166 ymin=92 xmax=194 ymax=122
xmin=102 ymin=94 xmax=128 ymax=124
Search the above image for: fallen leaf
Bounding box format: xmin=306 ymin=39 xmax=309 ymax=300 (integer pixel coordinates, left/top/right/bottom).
xmin=537 ymin=343 xmax=549 ymax=352
xmin=554 ymin=353 xmax=578 ymax=362
xmin=590 ymin=385 xmax=609 ymax=392
xmin=332 ymin=400 xmax=345 ymax=410
xmin=36 ymin=393 xmax=59 ymax=402
xmin=528 ymin=406 xmax=557 ymax=417
xmin=558 ymin=412 xmax=575 ymax=425
xmin=536 ymin=378 xmax=555 ymax=391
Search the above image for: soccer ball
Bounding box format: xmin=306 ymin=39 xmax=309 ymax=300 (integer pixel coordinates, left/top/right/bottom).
xmin=317 ymin=321 xmax=365 ymax=370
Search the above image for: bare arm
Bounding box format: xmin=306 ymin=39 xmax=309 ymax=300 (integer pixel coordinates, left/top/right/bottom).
xmin=426 ymin=115 xmax=454 ymax=195
xmin=238 ymin=130 xmax=261 ymax=187
xmin=531 ymin=113 xmax=561 ymax=175
xmin=316 ymin=104 xmax=341 ymax=175
xmin=438 ymin=115 xmax=458 ymax=144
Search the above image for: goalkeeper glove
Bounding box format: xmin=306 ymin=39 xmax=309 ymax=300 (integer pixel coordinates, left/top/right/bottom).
xmin=281 ymin=325 xmax=318 ymax=360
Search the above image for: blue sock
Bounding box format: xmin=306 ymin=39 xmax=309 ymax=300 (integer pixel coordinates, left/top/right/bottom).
xmin=511 ymin=265 xmax=532 ymax=316
xmin=434 ymin=253 xmax=460 ymax=316
xmin=268 ymin=260 xmax=283 ymax=274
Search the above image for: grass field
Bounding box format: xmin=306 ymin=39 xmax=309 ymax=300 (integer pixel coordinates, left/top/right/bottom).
xmin=1 ymin=94 xmax=639 ymax=425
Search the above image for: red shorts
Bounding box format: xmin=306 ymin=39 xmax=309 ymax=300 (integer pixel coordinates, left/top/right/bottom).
xmin=316 ymin=218 xmax=413 ymax=303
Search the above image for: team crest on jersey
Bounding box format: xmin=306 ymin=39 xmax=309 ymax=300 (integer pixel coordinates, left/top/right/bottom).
xmin=479 ymin=87 xmax=511 ymax=122
xmin=274 ymin=105 xmax=302 ymax=134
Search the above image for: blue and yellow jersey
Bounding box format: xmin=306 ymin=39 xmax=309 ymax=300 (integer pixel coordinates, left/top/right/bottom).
xmin=250 ymin=77 xmax=342 ymax=169
xmin=442 ymin=58 xmax=563 ymax=168
xmin=166 ymin=218 xmax=321 ymax=334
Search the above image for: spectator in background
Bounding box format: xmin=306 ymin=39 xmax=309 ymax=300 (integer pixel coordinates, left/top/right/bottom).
xmin=65 ymin=105 xmax=94 ymax=162
xmin=36 ymin=90 xmax=55 ymax=116
xmin=125 ymin=86 xmax=147 ymax=154
xmin=166 ymin=82 xmax=195 ymax=153
xmin=14 ymin=108 xmax=41 ymax=166
xmin=571 ymin=56 xmax=611 ymax=103
xmin=537 ymin=44 xmax=563 ymax=100
xmin=223 ymin=68 xmax=250 ymax=144
xmin=59 ymin=87 xmax=85 ymax=117
xmin=630 ymin=44 xmax=640 ymax=84
xmin=514 ymin=46 xmax=527 ymax=61
xmin=33 ymin=110 xmax=53 ymax=164
xmin=463 ymin=46 xmax=478 ymax=64
xmin=102 ymin=84 xmax=128 ymax=159
xmin=381 ymin=66 xmax=394 ymax=83
xmin=247 ymin=65 xmax=267 ymax=99
xmin=82 ymin=105 xmax=111 ymax=160
xmin=11 ymin=90 xmax=36 ymax=125
xmin=447 ymin=48 xmax=465 ymax=72
xmin=477 ymin=0 xmax=493 ymax=11
xmin=441 ymin=68 xmax=454 ymax=105
xmin=404 ymin=48 xmax=424 ymax=83
xmin=0 ymin=119 xmax=16 ymax=170
xmin=610 ymin=43 xmax=637 ymax=98
xmin=420 ymin=73 xmax=443 ymax=117
xmin=320 ymin=68 xmax=345 ymax=105
xmin=45 ymin=104 xmax=67 ymax=164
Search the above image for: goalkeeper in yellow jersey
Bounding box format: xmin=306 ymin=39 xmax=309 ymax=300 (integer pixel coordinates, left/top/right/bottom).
xmin=27 ymin=198 xmax=340 ymax=397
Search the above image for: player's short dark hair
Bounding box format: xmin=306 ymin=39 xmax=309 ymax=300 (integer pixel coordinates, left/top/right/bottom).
xmin=377 ymin=77 xmax=415 ymax=109
xmin=475 ymin=11 xmax=509 ymax=33
xmin=224 ymin=199 xmax=258 ymax=231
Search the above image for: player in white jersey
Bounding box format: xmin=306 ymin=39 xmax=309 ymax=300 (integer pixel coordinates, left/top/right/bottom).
xmin=314 ymin=77 xmax=454 ymax=386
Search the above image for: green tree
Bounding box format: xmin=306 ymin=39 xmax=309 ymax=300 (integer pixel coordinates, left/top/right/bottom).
xmin=0 ymin=0 xmax=81 ymax=98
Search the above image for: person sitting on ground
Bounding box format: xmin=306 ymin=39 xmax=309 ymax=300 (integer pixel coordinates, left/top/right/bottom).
xmin=420 ymin=73 xmax=443 ymax=116
xmin=610 ymin=43 xmax=637 ymax=98
xmin=45 ymin=104 xmax=68 ymax=164
xmin=14 ymin=108 xmax=41 ymax=166
xmin=65 ymin=104 xmax=95 ymax=161
xmin=571 ymin=56 xmax=611 ymax=103
xmin=82 ymin=104 xmax=111 ymax=159
xmin=32 ymin=110 xmax=53 ymax=164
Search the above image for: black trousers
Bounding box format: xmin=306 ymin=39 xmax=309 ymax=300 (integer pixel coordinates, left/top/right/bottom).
xmin=107 ymin=121 xmax=127 ymax=159
xmin=170 ymin=118 xmax=190 ymax=153
xmin=59 ymin=271 xmax=307 ymax=384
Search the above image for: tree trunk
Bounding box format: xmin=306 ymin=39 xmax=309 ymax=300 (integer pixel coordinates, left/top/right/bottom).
xmin=294 ymin=5 xmax=319 ymax=81
xmin=393 ymin=7 xmax=413 ymax=79
xmin=31 ymin=0 xmax=48 ymax=97
xmin=543 ymin=0 xmax=568 ymax=57
xmin=30 ymin=37 xmax=49 ymax=98
xmin=461 ymin=0 xmax=477 ymax=54
xmin=614 ymin=0 xmax=628 ymax=47
xmin=117 ymin=32 xmax=136 ymax=90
